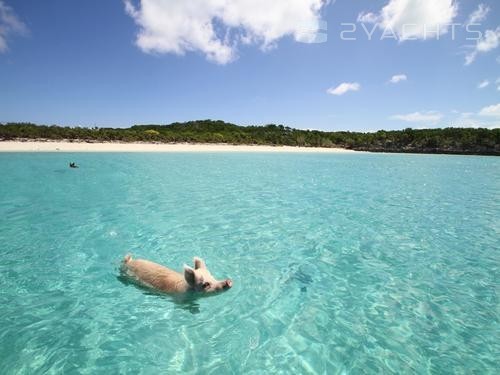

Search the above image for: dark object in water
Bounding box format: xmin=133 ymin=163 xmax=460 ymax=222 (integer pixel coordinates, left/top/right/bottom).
xmin=69 ymin=162 xmax=79 ymax=168
xmin=283 ymin=263 xmax=313 ymax=292
xmin=293 ymin=269 xmax=313 ymax=285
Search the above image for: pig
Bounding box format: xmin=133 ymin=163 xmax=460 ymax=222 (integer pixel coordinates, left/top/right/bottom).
xmin=121 ymin=254 xmax=232 ymax=294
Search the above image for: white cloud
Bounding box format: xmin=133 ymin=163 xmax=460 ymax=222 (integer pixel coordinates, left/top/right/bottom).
xmin=478 ymin=80 xmax=489 ymax=89
xmin=465 ymin=27 xmax=500 ymax=65
xmin=326 ymin=82 xmax=361 ymax=96
xmin=479 ymin=103 xmax=500 ymax=117
xmin=357 ymin=12 xmax=378 ymax=24
xmin=0 ymin=1 xmax=27 ymax=53
xmin=447 ymin=110 xmax=499 ymax=129
xmin=466 ymin=4 xmax=490 ymax=26
xmin=444 ymin=105 xmax=500 ymax=128
xmin=390 ymin=111 xmax=443 ymax=123
xmin=389 ymin=74 xmax=407 ymax=84
xmin=357 ymin=0 xmax=457 ymax=41
xmin=124 ymin=0 xmax=327 ymax=64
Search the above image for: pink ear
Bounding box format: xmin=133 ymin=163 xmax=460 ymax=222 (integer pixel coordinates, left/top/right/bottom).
xmin=184 ymin=265 xmax=196 ymax=285
xmin=194 ymin=257 xmax=206 ymax=270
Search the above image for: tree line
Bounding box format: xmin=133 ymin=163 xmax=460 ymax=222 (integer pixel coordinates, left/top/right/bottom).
xmin=0 ymin=120 xmax=498 ymax=155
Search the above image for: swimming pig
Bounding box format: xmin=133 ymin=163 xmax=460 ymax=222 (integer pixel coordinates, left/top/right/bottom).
xmin=121 ymin=254 xmax=232 ymax=294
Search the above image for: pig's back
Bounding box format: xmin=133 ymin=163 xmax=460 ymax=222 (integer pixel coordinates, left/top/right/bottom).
xmin=125 ymin=258 xmax=187 ymax=293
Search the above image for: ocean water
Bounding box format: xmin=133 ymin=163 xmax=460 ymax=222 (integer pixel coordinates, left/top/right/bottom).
xmin=0 ymin=152 xmax=498 ymax=374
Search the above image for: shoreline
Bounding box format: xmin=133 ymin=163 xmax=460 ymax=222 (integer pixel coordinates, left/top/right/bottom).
xmin=0 ymin=140 xmax=355 ymax=153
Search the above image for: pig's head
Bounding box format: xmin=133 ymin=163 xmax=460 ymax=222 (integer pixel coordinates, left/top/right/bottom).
xmin=184 ymin=257 xmax=232 ymax=293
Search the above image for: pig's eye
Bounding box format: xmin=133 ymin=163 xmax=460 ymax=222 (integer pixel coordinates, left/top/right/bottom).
xmin=202 ymin=282 xmax=210 ymax=289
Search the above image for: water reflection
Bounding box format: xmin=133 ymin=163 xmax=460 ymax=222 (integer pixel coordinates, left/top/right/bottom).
xmin=116 ymin=273 xmax=202 ymax=314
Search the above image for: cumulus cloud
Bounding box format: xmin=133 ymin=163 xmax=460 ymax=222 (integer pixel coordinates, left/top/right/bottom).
xmin=479 ymin=103 xmax=500 ymax=117
xmin=390 ymin=111 xmax=443 ymax=124
xmin=357 ymin=12 xmax=378 ymax=24
xmin=357 ymin=0 xmax=457 ymax=41
xmin=465 ymin=27 xmax=500 ymax=65
xmin=446 ymin=105 xmax=500 ymax=128
xmin=326 ymin=82 xmax=360 ymax=96
xmin=466 ymin=4 xmax=490 ymax=26
xmin=449 ymin=111 xmax=498 ymax=129
xmin=0 ymin=1 xmax=27 ymax=53
xmin=124 ymin=0 xmax=328 ymax=64
xmin=389 ymin=74 xmax=407 ymax=84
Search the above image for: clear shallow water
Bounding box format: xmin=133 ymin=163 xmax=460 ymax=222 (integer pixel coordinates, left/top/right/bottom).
xmin=0 ymin=152 xmax=498 ymax=374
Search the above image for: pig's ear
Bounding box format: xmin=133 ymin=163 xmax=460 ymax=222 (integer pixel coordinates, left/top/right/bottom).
xmin=184 ymin=265 xmax=196 ymax=286
xmin=194 ymin=257 xmax=206 ymax=270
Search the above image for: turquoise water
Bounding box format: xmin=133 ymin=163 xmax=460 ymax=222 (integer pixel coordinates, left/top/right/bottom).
xmin=0 ymin=152 xmax=498 ymax=374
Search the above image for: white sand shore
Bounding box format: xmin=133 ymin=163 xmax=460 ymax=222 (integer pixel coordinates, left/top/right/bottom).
xmin=0 ymin=140 xmax=355 ymax=153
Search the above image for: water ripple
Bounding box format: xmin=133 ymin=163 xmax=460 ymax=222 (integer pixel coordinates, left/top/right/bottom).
xmin=0 ymin=153 xmax=498 ymax=373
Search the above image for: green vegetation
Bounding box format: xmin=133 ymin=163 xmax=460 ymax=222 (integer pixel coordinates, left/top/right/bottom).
xmin=1 ymin=120 xmax=498 ymax=155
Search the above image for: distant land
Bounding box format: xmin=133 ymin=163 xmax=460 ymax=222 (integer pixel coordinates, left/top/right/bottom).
xmin=1 ymin=121 xmax=498 ymax=156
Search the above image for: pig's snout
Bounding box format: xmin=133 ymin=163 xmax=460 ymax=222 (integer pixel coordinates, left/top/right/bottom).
xmin=224 ymin=279 xmax=233 ymax=289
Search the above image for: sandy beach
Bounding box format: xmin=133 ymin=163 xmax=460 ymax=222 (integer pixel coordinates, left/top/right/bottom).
xmin=0 ymin=140 xmax=355 ymax=153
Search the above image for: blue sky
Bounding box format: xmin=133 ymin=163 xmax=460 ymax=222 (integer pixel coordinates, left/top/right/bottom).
xmin=0 ymin=0 xmax=499 ymax=131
